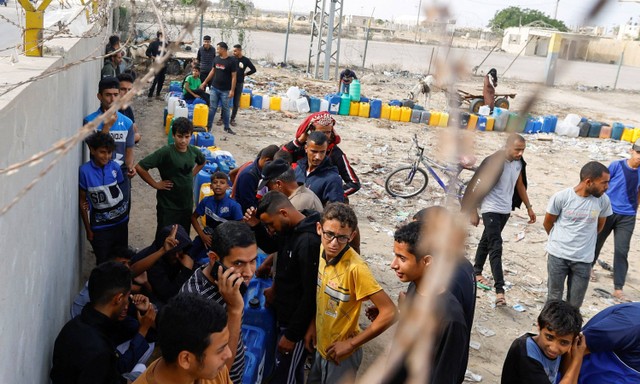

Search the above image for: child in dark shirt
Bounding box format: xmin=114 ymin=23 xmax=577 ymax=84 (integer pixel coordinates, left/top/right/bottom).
xmin=502 ymin=299 xmax=586 ymax=384
xmin=190 ymin=171 xmax=243 ymax=263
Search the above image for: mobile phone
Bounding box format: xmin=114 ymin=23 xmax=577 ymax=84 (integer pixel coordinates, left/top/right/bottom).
xmin=211 ymin=261 xmax=247 ymax=296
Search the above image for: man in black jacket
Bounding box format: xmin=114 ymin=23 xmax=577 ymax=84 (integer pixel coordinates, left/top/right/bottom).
xmin=146 ymin=31 xmax=166 ymax=100
xmin=51 ymin=262 xmax=134 ymax=384
xmin=244 ymin=191 xmax=321 ymax=384
xmin=230 ymin=44 xmax=256 ymax=126
xmin=461 ymin=133 xmax=535 ymax=307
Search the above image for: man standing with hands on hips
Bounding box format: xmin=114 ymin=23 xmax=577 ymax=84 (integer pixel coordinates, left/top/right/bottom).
xmin=201 ymin=42 xmax=237 ymax=135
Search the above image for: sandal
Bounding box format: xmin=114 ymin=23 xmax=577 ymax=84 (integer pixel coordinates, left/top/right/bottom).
xmin=495 ymin=294 xmax=507 ymax=307
xmin=590 ymin=269 xmax=598 ymax=282
xmin=476 ymin=275 xmax=490 ymax=285
xmin=613 ymin=291 xmax=632 ymax=303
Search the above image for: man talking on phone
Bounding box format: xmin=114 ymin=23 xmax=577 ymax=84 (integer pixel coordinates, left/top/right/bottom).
xmin=180 ymin=221 xmax=258 ymax=384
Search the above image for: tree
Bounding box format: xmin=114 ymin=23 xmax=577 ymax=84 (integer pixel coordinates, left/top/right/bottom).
xmin=488 ymin=6 xmax=568 ymax=32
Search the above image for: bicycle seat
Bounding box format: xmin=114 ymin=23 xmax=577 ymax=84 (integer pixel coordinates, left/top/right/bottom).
xmin=458 ymin=155 xmax=477 ymax=170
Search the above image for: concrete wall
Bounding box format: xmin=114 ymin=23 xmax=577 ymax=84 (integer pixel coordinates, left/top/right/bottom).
xmin=0 ymin=31 xmax=105 ymax=383
xmin=585 ymin=39 xmax=640 ymax=67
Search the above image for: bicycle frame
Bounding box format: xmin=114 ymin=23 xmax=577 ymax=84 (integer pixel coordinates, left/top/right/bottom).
xmin=410 ymin=136 xmax=464 ymax=196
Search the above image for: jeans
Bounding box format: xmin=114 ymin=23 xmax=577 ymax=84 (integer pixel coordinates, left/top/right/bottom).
xmin=230 ymin=82 xmax=243 ymax=121
xmin=208 ymin=87 xmax=230 ymax=129
xmin=593 ymin=213 xmax=635 ymax=290
xmin=148 ymin=66 xmax=166 ymax=97
xmin=547 ymin=254 xmax=591 ymax=308
xmin=473 ymin=212 xmax=510 ymax=294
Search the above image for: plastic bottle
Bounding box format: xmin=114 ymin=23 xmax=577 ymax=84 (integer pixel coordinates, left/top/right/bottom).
xmin=168 ymin=96 xmax=180 ymax=114
xmin=174 ymin=101 xmax=188 ymax=119
xmin=193 ymin=104 xmax=209 ymax=128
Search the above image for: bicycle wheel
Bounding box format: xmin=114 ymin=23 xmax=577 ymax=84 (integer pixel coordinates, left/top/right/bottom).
xmin=385 ymin=166 xmax=429 ymax=198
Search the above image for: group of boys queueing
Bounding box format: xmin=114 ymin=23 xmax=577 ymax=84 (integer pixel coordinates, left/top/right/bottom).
xmin=58 ymin=68 xmax=640 ymax=383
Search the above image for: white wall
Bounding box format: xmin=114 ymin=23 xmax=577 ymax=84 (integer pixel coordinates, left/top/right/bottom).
xmin=0 ymin=32 xmax=105 ymax=383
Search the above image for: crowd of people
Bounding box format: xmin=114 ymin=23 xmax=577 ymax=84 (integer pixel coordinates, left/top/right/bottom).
xmin=49 ymin=34 xmax=640 ymax=384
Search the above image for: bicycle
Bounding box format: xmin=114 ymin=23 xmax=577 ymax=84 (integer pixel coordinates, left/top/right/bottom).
xmin=385 ymin=134 xmax=477 ymax=200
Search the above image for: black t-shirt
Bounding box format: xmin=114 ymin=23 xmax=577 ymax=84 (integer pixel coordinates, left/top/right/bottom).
xmin=235 ymin=56 xmax=256 ymax=84
xmin=120 ymin=106 xmax=135 ymax=123
xmin=211 ymin=56 xmax=238 ymax=91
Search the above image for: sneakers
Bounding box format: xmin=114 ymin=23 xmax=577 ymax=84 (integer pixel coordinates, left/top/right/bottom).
xmin=224 ymin=128 xmax=236 ymax=135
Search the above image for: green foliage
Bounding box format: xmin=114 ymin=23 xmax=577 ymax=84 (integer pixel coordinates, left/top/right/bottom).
xmin=488 ymin=6 xmax=568 ymax=32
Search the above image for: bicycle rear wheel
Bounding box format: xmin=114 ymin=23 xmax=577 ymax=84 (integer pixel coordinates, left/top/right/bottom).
xmin=385 ymin=166 xmax=429 ymax=198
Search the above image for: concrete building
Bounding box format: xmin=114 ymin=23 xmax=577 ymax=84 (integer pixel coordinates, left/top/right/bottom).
xmin=617 ymin=18 xmax=640 ymax=40
xmin=501 ymin=26 xmax=594 ymax=60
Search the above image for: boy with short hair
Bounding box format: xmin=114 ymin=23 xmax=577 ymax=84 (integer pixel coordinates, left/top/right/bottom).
xmin=305 ymin=203 xmax=397 ymax=384
xmin=79 ymin=132 xmax=129 ymax=265
xmin=133 ymin=293 xmax=235 ymax=384
xmin=502 ymin=300 xmax=586 ymax=384
xmin=191 ymin=171 xmax=243 ymax=262
xmin=135 ymin=117 xmax=206 ymax=236
xmin=183 ymin=65 xmax=210 ymax=104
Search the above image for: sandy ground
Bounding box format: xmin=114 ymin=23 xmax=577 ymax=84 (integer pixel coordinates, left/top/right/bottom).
xmin=114 ymin=64 xmax=640 ymax=383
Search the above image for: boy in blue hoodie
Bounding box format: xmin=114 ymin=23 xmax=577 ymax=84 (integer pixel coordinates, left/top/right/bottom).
xmin=79 ymin=132 xmax=129 ymax=265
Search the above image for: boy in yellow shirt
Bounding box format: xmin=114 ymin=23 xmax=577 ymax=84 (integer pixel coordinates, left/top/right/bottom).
xmin=305 ymin=203 xmax=397 ymax=383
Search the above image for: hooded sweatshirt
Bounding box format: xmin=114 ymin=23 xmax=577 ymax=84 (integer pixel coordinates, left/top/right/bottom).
xmin=295 ymin=157 xmax=345 ymax=205
xmin=253 ymin=210 xmax=322 ymax=342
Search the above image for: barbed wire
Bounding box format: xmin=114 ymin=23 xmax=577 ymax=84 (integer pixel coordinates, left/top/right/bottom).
xmin=0 ymin=0 xmax=207 ymax=216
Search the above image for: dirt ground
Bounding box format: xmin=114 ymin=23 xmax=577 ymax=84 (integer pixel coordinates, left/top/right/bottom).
xmin=121 ymin=65 xmax=640 ymax=383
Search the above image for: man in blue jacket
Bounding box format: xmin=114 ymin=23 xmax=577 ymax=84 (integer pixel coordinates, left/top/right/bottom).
xmin=294 ymin=132 xmax=344 ymax=206
xmin=232 ymin=144 xmax=279 ymax=213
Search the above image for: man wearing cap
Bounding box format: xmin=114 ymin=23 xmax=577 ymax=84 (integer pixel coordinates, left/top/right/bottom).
xmin=591 ymin=140 xmax=640 ymax=302
xmin=259 ymin=159 xmax=323 ymax=213
xmin=196 ymin=35 xmax=216 ymax=83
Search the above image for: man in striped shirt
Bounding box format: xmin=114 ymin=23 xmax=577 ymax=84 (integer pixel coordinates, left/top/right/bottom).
xmin=181 ymin=221 xmax=258 ymax=383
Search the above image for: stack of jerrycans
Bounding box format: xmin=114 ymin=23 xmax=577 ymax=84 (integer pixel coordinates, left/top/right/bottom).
xmin=242 ymin=251 xmax=277 ymax=383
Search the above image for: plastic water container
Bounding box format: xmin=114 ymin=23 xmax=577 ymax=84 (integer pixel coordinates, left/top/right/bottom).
xmin=438 ymin=112 xmax=449 ymax=127
xmin=632 ymin=128 xmax=640 ymax=143
xmin=189 ymin=132 xmax=199 ymax=146
xmin=165 ymin=114 xmax=174 ymax=135
xmin=358 ymin=102 xmax=370 ymax=118
xmin=242 ymin=88 xmax=252 ymax=96
xmin=390 ymin=106 xmax=401 ymax=121
xmin=329 ymin=95 xmax=341 ymax=114
xmin=295 ymin=97 xmax=309 ymax=113
xmin=400 ymin=107 xmax=412 ymax=122
xmin=564 ymin=114 xmax=582 ymax=127
xmin=578 ymin=121 xmax=591 ymax=137
xmin=506 ymin=113 xmax=525 ymax=133
xmin=477 ymin=116 xmax=487 ymax=131
xmin=478 ymin=105 xmax=491 ymax=116
xmin=193 ymin=104 xmax=208 ymax=127
xmin=612 ymin=122 xmax=625 ymax=140
xmin=280 ymin=97 xmax=290 ymax=112
xmin=493 ymin=108 xmax=509 ymax=132
xmin=339 ymin=93 xmax=351 ymax=115
xmin=240 ymin=93 xmax=251 ymax=109
xmin=621 ymin=128 xmax=634 ymax=142
xmin=174 ymin=101 xmax=188 ymax=119
xmin=261 ymin=95 xmax=270 ymax=110
xmin=320 ymin=98 xmax=329 ymax=112
xmin=542 ymin=116 xmax=558 ymax=133
xmin=198 ymin=132 xmax=215 ymax=147
xmin=370 ymin=100 xmax=382 ymax=118
xmin=251 ymin=95 xmax=263 ymax=109
xmin=467 ymin=114 xmax=478 ymax=130
xmin=241 ymin=325 xmax=266 ymax=384
xmin=243 ymin=278 xmax=277 ymax=379
xmin=309 ymin=97 xmax=321 ymax=113
xmin=588 ymin=121 xmax=603 ymax=138
xmin=389 ymin=99 xmax=402 ymax=107
xmin=599 ymin=125 xmax=612 ymax=139
xmin=266 ymin=95 xmax=279 ymax=111
xmin=524 ymin=118 xmax=536 ymax=134
xmin=486 ymin=116 xmax=495 ymax=131
xmin=169 ymin=81 xmax=181 ymax=93
xmin=187 ymin=104 xmax=195 ymax=122
xmin=411 ymin=109 xmax=422 ymax=123
xmin=429 ymin=111 xmax=440 ymax=126
xmin=349 ymin=79 xmax=361 ymax=101
xmin=168 ymin=96 xmax=180 ymax=114
xmin=420 ymin=111 xmax=431 ymax=124
xmin=381 ymin=104 xmax=391 ymax=120
xmin=286 ymin=86 xmax=301 ymax=101
xmin=459 ymin=112 xmax=470 ymax=128
xmin=349 ymin=101 xmax=360 ymax=116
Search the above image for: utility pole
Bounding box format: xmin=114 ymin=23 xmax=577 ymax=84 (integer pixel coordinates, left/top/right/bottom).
xmin=284 ymin=0 xmax=295 ymax=64
xmin=362 ymin=7 xmax=375 ymax=68
xmin=415 ymin=0 xmax=422 ymax=43
xmin=553 ymin=0 xmax=560 ymax=19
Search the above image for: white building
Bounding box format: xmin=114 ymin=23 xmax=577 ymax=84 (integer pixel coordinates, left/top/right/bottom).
xmin=617 ymin=18 xmax=640 ymax=40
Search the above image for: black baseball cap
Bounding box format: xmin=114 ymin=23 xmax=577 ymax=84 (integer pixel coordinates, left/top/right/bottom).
xmin=258 ymin=159 xmax=290 ymax=190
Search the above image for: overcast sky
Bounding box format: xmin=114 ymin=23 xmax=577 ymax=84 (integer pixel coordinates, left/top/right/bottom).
xmin=250 ymin=0 xmax=640 ymax=28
